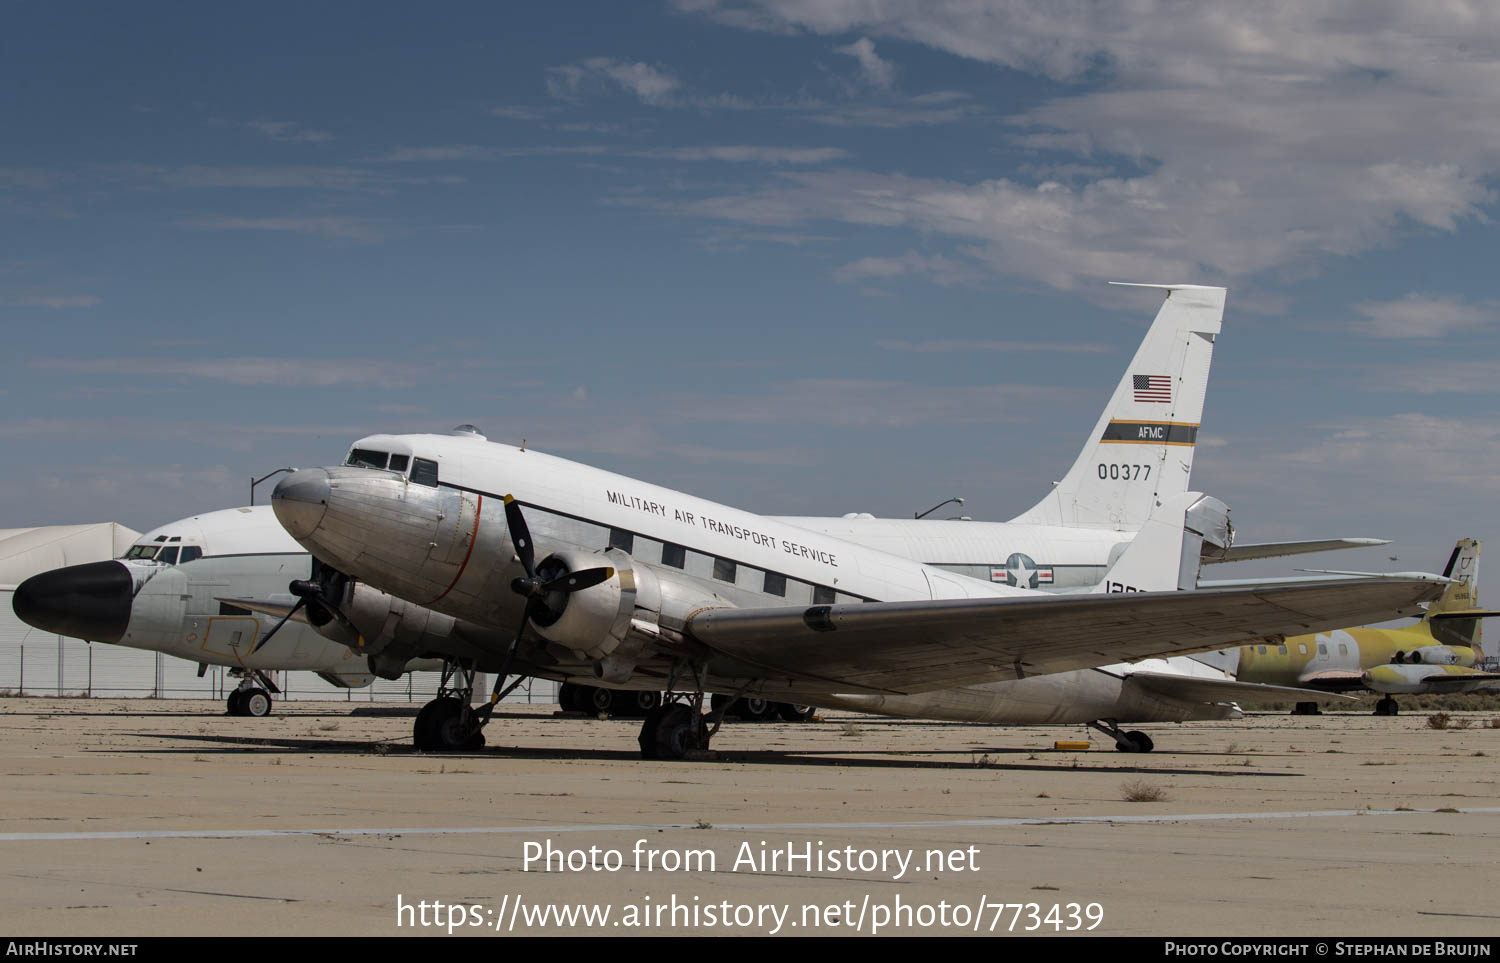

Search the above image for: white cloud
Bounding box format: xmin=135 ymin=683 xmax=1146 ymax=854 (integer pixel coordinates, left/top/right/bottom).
xmin=548 ymin=57 xmax=682 ymax=106
xmin=670 ymin=2 xmax=1500 ymax=289
xmin=1355 ymin=294 xmax=1498 ymax=339
xmin=0 ymin=295 xmax=100 ymax=309
xmin=835 ymin=37 xmax=895 ymax=89
xmin=245 ymin=120 xmax=334 ymax=143
xmin=176 ymin=215 xmax=386 ymax=243
xmin=31 ymin=357 xmax=433 ymax=387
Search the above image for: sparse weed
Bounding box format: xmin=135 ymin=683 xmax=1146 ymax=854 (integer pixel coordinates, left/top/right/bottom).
xmin=1427 ymin=712 xmax=1452 ymax=730
xmin=1121 ymin=779 xmax=1167 ymax=802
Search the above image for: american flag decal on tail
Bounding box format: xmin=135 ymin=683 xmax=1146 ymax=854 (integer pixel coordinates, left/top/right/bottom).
xmin=1133 ymin=374 xmax=1172 ymax=403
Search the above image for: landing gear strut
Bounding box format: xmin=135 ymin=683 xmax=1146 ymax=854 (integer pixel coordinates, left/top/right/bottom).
xmin=1089 ymin=719 xmax=1155 ymax=753
xmin=637 ymin=664 xmax=731 ymax=760
xmin=226 ymin=670 xmax=278 ymax=717
xmin=413 ymin=658 xmax=529 ymax=750
xmin=1374 ymin=696 xmax=1400 ymax=716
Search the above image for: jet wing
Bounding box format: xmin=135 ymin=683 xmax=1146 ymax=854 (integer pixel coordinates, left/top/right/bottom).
xmin=1401 ymin=671 xmax=1500 ymax=690
xmin=1122 ymin=671 xmax=1358 ymax=705
xmin=215 ymin=596 xmax=308 ymax=623
xmin=1204 ymin=538 xmax=1389 ymax=564
xmin=686 ymin=578 xmax=1443 ymax=695
xmin=1294 ymin=670 xmax=1366 ymax=691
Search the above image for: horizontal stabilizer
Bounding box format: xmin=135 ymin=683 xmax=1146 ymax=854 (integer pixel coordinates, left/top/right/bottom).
xmin=1295 ymin=569 xmax=1455 ymax=582
xmin=1205 ymin=538 xmax=1390 ymax=564
xmin=1428 ymin=609 xmax=1500 ymax=621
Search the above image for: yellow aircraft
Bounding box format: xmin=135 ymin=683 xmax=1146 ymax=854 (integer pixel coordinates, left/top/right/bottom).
xmin=1235 ymin=538 xmax=1500 ymax=715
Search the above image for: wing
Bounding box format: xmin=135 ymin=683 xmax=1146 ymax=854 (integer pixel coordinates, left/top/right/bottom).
xmin=687 ymin=578 xmax=1444 ymax=694
xmin=1123 ymin=671 xmax=1358 ymax=705
xmin=1205 ymin=538 xmax=1390 ymax=564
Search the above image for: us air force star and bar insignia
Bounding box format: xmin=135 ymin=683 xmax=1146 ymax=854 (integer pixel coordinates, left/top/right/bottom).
xmin=990 ymin=553 xmax=1054 ymax=589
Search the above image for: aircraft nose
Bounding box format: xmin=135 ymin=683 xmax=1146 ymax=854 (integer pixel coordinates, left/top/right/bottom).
xmin=12 ymin=560 xmax=133 ymax=644
xmin=271 ymin=468 xmax=331 ymax=540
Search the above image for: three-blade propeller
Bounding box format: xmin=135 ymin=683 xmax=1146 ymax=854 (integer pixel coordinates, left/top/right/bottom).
xmin=490 ymin=495 xmax=615 ymax=692
xmin=251 ymin=562 xmax=359 ymax=654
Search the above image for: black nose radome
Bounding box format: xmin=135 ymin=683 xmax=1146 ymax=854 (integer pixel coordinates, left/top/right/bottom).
xmin=12 ymin=560 xmax=133 ymax=644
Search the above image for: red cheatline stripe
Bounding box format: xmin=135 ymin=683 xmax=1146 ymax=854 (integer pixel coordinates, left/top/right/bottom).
xmin=422 ymin=494 xmax=484 ymax=606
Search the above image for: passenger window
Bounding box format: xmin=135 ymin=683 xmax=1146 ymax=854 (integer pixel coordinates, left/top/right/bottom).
xmin=179 ymin=546 xmax=202 ymax=563
xmin=1338 ymin=644 xmax=1348 ymax=656
xmin=763 ymin=572 xmax=787 ymax=597
xmin=389 ymin=454 xmax=410 ymax=473
xmin=1278 ymin=645 xmax=1287 ymax=655
xmin=1298 ymin=643 xmax=1308 ymax=655
xmin=410 ymin=457 xmax=439 ymax=487
xmin=661 ymin=543 xmax=685 ymax=569
xmin=608 ymin=529 xmax=634 ymax=553
xmin=713 ymin=558 xmax=736 ymax=583
xmin=1319 ymin=644 xmax=1327 ymax=656
xmin=812 ymin=586 xmax=836 ymax=605
xmin=1257 ymin=645 xmax=1267 ymax=654
xmin=346 ymin=448 xmax=389 ymax=470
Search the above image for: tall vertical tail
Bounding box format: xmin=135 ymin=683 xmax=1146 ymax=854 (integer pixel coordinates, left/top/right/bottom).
xmin=1427 ymin=538 xmax=1484 ymax=649
xmin=1013 ymin=283 xmax=1226 ymax=531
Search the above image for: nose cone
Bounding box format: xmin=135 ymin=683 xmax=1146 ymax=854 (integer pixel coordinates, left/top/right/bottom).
xmin=272 ymin=468 xmax=331 ymax=540
xmin=13 ymin=560 xmax=133 ymax=643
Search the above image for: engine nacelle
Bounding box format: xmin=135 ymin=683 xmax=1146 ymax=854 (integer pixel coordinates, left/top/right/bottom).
xmin=302 ymin=579 xmax=458 ymax=678
xmin=1363 ymin=663 xmax=1445 ymax=693
xmin=1397 ymin=645 xmax=1475 ymax=667
xmin=531 ymin=549 xmax=659 ymax=663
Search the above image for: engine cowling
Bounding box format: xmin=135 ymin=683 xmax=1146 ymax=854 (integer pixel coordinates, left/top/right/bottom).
xmin=529 ymin=550 xmax=659 ymax=663
xmin=1398 ymin=645 xmax=1475 ymax=667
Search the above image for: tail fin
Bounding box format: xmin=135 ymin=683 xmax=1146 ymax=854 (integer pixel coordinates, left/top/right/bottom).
xmin=1428 ymin=538 xmax=1483 ymax=649
xmin=1013 ymin=283 xmax=1225 ymax=531
xmin=1091 ymin=492 xmax=1231 ymax=594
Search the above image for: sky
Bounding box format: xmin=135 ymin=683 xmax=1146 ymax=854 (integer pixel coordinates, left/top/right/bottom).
xmin=3 ymin=1 xmax=1497 ymax=577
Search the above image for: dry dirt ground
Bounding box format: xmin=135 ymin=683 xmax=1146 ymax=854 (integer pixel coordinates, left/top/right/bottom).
xmin=1 ymin=697 xmax=1497 ymax=937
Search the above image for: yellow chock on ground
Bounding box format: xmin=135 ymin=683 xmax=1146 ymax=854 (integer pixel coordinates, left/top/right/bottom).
xmin=1053 ymin=740 xmax=1092 ymax=751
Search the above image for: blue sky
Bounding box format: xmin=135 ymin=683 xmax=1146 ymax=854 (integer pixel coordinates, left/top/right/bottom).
xmin=3 ymin=1 xmax=1497 ymax=576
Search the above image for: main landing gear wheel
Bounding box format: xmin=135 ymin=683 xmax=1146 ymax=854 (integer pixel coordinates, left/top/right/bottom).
xmin=1088 ymin=719 xmax=1155 ymax=753
xmin=1374 ymin=697 xmax=1400 ymax=716
xmin=640 ymin=703 xmax=707 ymax=761
xmin=777 ymin=703 xmax=815 ymax=722
xmin=241 ymin=688 xmax=272 ymax=717
xmin=628 ymin=690 xmax=661 ymax=715
xmin=414 ymin=697 xmax=484 ymax=750
xmin=227 ymin=687 xmax=272 ymax=717
xmin=587 ymin=686 xmax=616 ymax=715
xmin=1292 ymin=701 xmax=1322 ymax=716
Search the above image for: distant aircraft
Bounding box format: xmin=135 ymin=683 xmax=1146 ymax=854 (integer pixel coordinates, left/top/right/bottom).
xmin=1226 ymin=539 xmax=1500 ymax=715
xmin=11 ymin=506 xmax=438 ymax=717
xmin=263 ymin=417 xmax=1442 ymax=758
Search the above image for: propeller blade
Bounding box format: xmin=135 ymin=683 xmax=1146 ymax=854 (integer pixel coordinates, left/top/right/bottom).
xmin=251 ymin=596 xmax=307 ymax=654
xmin=539 ymin=566 xmax=615 ymax=595
xmin=503 ymin=495 xmax=535 ymax=579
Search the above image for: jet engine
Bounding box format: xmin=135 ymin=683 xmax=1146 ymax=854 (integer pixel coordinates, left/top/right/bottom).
xmin=1393 ymin=645 xmax=1476 ymax=667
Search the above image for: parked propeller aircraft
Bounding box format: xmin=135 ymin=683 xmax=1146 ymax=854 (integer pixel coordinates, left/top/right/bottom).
xmin=1224 ymin=539 xmax=1500 ymax=715
xmin=260 ymin=416 xmax=1444 ymax=758
xmin=10 ymin=506 xmax=439 ymax=717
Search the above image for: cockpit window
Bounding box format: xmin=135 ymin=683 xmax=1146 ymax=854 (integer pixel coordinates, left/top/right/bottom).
xmin=389 ymin=453 xmax=410 ymax=473
xmin=123 ymin=545 xmax=159 ymax=560
xmin=157 ymin=546 xmax=180 ymax=564
xmin=410 ymin=457 xmax=439 ymax=487
xmin=179 ymin=546 xmax=202 ymax=563
xmin=346 ymin=448 xmax=390 ymax=470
